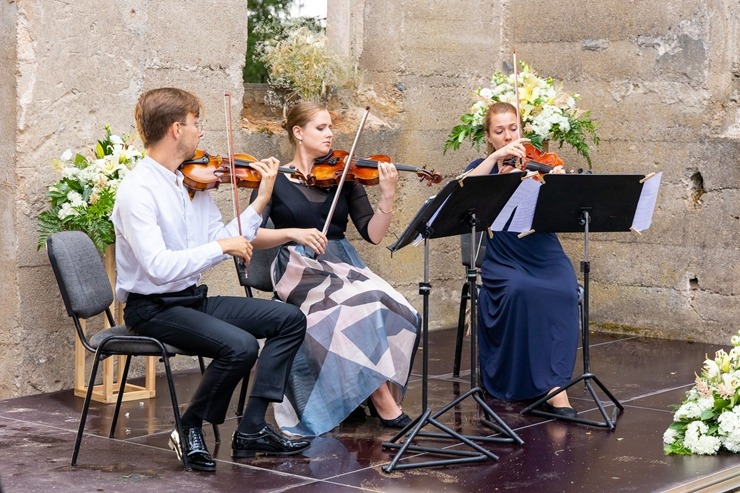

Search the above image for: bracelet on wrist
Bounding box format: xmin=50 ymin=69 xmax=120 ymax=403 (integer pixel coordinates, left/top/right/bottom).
xmin=377 ymin=205 xmax=392 ymax=214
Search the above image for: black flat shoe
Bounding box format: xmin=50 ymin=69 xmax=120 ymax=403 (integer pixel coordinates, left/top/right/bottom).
xmin=378 ymin=412 xmax=413 ymax=429
xmin=367 ymin=399 xmax=412 ymax=428
xmin=539 ymin=401 xmax=578 ymax=418
xmin=169 ymin=427 xmax=216 ymax=472
xmin=232 ymin=424 xmax=310 ymax=458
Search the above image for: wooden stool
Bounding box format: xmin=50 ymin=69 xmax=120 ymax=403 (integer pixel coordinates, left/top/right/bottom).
xmin=73 ymin=246 xmax=156 ymax=404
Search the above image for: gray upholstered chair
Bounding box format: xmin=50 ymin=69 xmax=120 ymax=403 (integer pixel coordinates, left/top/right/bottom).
xmin=47 ymin=231 xmax=215 ymax=470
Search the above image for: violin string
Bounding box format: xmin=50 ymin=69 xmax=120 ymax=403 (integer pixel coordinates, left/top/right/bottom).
xmin=350 ymin=157 xmax=418 ymax=173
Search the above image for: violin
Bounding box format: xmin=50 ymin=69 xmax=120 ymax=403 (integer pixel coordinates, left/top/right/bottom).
xmin=503 ymin=144 xmax=589 ymax=175
xmin=309 ymin=149 xmax=443 ymax=187
xmin=180 ymin=150 xmax=307 ymax=191
xmin=179 ymin=150 xmax=225 ymax=191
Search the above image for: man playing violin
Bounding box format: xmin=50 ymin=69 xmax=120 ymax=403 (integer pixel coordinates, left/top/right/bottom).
xmin=112 ymin=87 xmax=310 ymax=472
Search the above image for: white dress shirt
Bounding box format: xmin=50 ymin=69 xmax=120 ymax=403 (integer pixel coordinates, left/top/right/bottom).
xmin=112 ymin=155 xmax=261 ymax=302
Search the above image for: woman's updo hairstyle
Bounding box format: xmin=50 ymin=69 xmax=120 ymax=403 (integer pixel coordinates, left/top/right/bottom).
xmin=283 ymin=102 xmax=329 ymax=146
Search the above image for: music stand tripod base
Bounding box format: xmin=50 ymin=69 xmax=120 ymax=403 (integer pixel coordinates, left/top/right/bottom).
xmin=382 ymin=175 xmax=526 ymax=473
xmin=516 ymin=175 xmax=644 ymax=431
xmin=520 ymin=373 xmax=624 ymax=430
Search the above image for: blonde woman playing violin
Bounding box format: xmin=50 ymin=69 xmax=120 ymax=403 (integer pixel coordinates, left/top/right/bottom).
xmin=466 ymin=102 xmax=579 ymax=417
xmin=249 ymin=102 xmax=420 ymax=436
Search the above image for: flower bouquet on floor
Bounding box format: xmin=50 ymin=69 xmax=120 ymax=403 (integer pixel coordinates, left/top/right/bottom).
xmin=663 ymin=330 xmax=740 ymax=455
xmin=444 ymin=60 xmax=599 ymax=166
xmin=36 ymin=125 xmax=143 ymax=253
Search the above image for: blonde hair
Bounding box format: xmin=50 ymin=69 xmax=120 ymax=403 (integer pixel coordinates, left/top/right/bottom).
xmin=282 ymin=101 xmax=329 ymax=146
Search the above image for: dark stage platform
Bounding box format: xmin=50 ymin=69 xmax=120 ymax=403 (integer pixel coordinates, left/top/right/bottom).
xmin=1 ymin=327 xmax=739 ymax=492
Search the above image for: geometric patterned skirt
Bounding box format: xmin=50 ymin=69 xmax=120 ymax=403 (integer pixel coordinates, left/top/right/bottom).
xmin=272 ymin=239 xmax=419 ymax=436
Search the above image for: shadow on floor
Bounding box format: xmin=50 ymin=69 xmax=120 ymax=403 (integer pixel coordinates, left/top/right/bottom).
xmin=1 ymin=328 xmax=739 ymax=493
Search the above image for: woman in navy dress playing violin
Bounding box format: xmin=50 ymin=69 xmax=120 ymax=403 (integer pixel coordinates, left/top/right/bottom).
xmin=249 ymin=102 xmax=420 ymax=436
xmin=465 ymin=101 xmax=580 ymax=417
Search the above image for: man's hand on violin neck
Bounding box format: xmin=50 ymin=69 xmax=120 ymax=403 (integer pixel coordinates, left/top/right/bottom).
xmin=217 ymin=237 xmax=253 ymax=263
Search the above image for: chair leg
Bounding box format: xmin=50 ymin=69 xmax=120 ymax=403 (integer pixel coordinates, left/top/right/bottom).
xmin=72 ymin=351 xmax=104 ymax=466
xmin=197 ymin=356 xmax=221 ymax=443
xmin=109 ymin=355 xmax=133 ymax=438
xmin=235 ymin=370 xmax=251 ymax=422
xmin=453 ymin=282 xmax=471 ymax=378
xmin=162 ymin=352 xmax=189 ymax=471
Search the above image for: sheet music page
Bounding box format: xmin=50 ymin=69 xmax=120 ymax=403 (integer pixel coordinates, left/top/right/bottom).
xmin=491 ymin=178 xmax=541 ymax=232
xmin=411 ymin=195 xmax=439 ymax=246
xmin=631 ymin=172 xmax=662 ymax=232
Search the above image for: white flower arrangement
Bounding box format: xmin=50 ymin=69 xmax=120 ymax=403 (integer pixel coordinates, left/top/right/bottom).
xmin=444 ymin=61 xmax=599 ymax=166
xmin=663 ymin=331 xmax=740 ymax=455
xmin=37 ymin=125 xmax=143 ymax=252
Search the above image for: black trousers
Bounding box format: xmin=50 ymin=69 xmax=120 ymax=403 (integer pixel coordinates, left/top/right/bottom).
xmin=124 ymin=285 xmax=306 ymax=425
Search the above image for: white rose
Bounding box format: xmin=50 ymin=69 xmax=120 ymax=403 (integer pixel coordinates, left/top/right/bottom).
xmin=478 ymin=87 xmax=493 ymax=99
xmin=57 ymin=202 xmax=77 ymax=220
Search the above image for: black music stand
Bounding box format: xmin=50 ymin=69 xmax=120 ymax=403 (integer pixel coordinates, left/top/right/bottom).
xmin=381 ymin=173 xmax=525 ymax=472
xmin=517 ymin=173 xmax=661 ymax=430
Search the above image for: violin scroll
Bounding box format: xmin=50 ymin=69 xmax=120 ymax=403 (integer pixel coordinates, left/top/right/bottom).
xmin=415 ymin=166 xmax=443 ymax=186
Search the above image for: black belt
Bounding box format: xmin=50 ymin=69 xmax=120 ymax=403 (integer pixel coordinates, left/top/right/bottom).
xmin=127 ymin=284 xmax=208 ymax=308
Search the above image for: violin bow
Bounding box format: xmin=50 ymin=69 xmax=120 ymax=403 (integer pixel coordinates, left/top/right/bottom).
xmin=513 ymin=49 xmax=533 ymax=174
xmin=224 ymin=92 xmax=249 ymax=285
xmin=513 ymin=49 xmax=523 ymax=141
xmin=319 ymin=106 xmax=371 ymax=239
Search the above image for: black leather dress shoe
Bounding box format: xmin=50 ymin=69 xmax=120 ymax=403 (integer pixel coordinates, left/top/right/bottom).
xmin=540 ymin=401 xmax=578 ymax=418
xmin=232 ymin=424 xmax=310 ymax=458
xmin=169 ymin=427 xmax=216 ymax=472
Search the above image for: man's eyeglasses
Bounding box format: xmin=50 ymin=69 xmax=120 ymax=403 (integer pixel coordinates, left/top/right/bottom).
xmin=178 ymin=120 xmax=205 ymax=131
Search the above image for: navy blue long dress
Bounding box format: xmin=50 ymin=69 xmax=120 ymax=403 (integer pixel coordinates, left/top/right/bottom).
xmin=467 ymin=158 xmax=579 ymax=402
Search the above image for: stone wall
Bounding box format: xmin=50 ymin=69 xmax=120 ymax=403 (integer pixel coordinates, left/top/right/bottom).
xmin=317 ymin=0 xmax=740 ymax=347
xmin=0 ymin=0 xmax=738 ymax=399
xmin=1 ymin=1 xmax=21 ymax=399
xmin=2 ymin=0 xmax=248 ymax=398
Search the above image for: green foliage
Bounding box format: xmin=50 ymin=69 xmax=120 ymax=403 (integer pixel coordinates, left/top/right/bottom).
xmin=446 ymin=113 xmax=487 ymax=153
xmin=243 ymin=0 xmax=296 ymax=83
